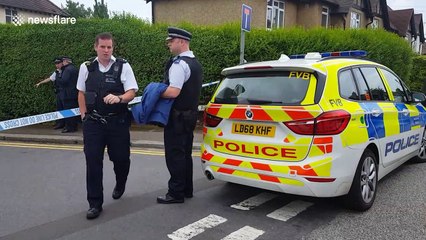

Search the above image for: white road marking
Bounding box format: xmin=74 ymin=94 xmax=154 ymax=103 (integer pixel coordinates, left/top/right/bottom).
xmin=221 ymin=226 xmax=265 ymax=240
xmin=266 ymin=200 xmax=313 ymax=221
xmin=231 ymin=192 xmax=278 ymax=210
xmin=167 ymin=214 xmax=227 ymax=240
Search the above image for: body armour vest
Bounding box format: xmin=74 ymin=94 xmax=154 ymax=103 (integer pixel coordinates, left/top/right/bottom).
xmin=57 ymin=64 xmax=79 ymax=100
xmin=163 ymin=56 xmax=203 ymax=111
xmin=54 ymin=70 xmax=62 ymax=93
xmin=85 ymin=59 xmax=127 ymax=115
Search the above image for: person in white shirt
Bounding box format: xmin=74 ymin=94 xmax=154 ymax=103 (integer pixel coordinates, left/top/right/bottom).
xmin=76 ymin=32 xmax=139 ymax=219
xmin=35 ymin=57 xmax=65 ymax=129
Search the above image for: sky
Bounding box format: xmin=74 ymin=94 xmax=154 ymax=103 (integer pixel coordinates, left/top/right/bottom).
xmin=50 ymin=0 xmax=152 ymax=21
xmin=49 ymin=0 xmax=425 ymax=24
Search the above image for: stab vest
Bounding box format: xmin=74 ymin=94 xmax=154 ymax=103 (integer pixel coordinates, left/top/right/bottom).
xmin=85 ymin=58 xmax=127 ymax=115
xmin=54 ymin=70 xmax=61 ymax=93
xmin=163 ymin=56 xmax=203 ymax=111
xmin=57 ymin=63 xmax=78 ymax=100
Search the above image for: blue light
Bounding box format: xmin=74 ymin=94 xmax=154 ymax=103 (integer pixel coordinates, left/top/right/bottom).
xmin=321 ymin=52 xmax=331 ymax=57
xmin=340 ymin=51 xmax=350 ymax=56
xmin=289 ymin=54 xmax=306 ymax=59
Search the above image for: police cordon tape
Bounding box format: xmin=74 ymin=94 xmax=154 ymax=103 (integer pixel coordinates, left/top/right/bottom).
xmin=0 ymin=81 xmax=220 ymax=132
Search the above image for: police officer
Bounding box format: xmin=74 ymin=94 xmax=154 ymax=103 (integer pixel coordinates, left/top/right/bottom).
xmin=56 ymin=56 xmax=79 ymax=132
xmin=77 ymin=32 xmax=139 ymax=219
xmin=35 ymin=57 xmax=65 ymax=129
xmin=157 ymin=27 xmax=203 ymax=204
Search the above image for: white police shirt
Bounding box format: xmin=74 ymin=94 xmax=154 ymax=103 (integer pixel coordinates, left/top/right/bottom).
xmin=168 ymin=51 xmax=195 ymax=89
xmin=76 ymin=56 xmax=139 ymax=92
xmin=49 ymin=71 xmax=56 ymax=81
xmin=49 ymin=70 xmax=60 ymax=81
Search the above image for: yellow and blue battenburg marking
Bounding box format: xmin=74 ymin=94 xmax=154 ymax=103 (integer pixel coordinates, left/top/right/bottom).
xmin=359 ymin=102 xmax=386 ymax=139
xmin=415 ymin=104 xmax=426 ymax=126
xmin=357 ymin=101 xmax=426 ymax=140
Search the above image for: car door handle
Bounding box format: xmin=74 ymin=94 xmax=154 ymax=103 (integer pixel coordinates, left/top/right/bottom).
xmin=371 ymin=109 xmax=382 ymax=117
xmin=402 ymin=109 xmax=410 ymax=116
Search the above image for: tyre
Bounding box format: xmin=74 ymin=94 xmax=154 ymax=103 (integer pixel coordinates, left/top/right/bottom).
xmin=411 ymin=128 xmax=426 ymax=163
xmin=344 ymin=148 xmax=378 ymax=211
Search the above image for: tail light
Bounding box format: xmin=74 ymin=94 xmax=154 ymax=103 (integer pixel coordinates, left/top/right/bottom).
xmin=284 ymin=110 xmax=350 ymax=135
xmin=204 ymin=112 xmax=222 ymax=127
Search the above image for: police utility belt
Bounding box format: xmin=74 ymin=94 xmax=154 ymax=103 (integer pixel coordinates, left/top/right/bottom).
xmin=84 ymin=92 xmax=124 ymax=124
xmin=84 ymin=110 xmax=122 ymax=125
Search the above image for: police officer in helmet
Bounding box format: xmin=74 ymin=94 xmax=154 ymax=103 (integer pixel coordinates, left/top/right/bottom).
xmin=77 ymin=32 xmax=139 ymax=219
xmin=157 ymin=27 xmax=203 ymax=204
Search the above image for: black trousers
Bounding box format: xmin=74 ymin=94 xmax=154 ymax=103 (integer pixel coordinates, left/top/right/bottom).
xmin=62 ymin=98 xmax=79 ymax=130
xmin=55 ymin=93 xmax=65 ymax=127
xmin=83 ymin=114 xmax=131 ymax=208
xmin=163 ymin=112 xmax=197 ymax=199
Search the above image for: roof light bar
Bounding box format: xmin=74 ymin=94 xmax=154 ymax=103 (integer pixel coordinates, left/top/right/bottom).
xmin=289 ymin=50 xmax=367 ymax=59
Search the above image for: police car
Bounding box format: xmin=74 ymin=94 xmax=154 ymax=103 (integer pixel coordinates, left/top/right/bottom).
xmin=201 ymin=50 xmax=426 ymax=211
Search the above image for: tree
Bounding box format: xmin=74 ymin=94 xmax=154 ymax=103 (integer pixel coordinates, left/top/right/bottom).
xmin=62 ymin=0 xmax=92 ymax=18
xmin=93 ymin=0 xmax=109 ymax=19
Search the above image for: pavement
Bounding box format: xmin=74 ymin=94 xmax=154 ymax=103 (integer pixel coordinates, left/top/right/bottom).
xmin=0 ymin=122 xmax=203 ymax=150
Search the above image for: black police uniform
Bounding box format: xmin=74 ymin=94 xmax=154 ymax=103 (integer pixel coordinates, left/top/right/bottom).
xmin=53 ymin=67 xmax=65 ymax=128
xmin=163 ymin=56 xmax=203 ymax=200
xmin=56 ymin=62 xmax=79 ymax=131
xmin=83 ymin=58 xmax=131 ymax=209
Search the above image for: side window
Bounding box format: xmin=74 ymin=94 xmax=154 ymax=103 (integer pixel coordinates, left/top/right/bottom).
xmin=360 ymin=67 xmax=389 ymax=101
xmin=339 ymin=69 xmax=359 ymax=100
xmin=352 ymin=68 xmax=371 ymax=100
xmin=380 ymin=69 xmax=408 ymax=102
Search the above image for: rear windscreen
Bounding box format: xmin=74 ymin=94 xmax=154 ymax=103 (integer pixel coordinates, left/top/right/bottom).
xmin=213 ymin=71 xmax=313 ymax=105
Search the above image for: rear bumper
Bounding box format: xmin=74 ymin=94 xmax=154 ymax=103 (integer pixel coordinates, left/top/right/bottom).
xmin=201 ymin=145 xmax=362 ymax=197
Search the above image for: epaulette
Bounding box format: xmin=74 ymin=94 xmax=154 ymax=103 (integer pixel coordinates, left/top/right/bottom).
xmin=173 ymin=56 xmax=181 ymax=64
xmin=116 ymin=57 xmax=128 ymax=64
xmin=86 ymin=57 xmax=97 ymax=72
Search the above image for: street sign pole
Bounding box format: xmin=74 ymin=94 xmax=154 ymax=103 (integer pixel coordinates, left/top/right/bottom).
xmin=240 ymin=4 xmax=252 ymax=64
xmin=240 ymin=30 xmax=245 ymax=64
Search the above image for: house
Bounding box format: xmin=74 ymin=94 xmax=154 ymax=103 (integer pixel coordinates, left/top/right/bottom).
xmin=388 ymin=7 xmax=425 ymax=54
xmin=147 ymin=0 xmax=425 ymax=54
xmin=414 ymin=13 xmax=424 ymax=54
xmin=146 ymin=0 xmax=390 ymax=31
xmin=0 ymin=0 xmax=68 ymax=24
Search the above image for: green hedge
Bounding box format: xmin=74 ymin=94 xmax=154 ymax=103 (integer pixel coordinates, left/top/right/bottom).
xmin=0 ymin=18 xmax=414 ymax=120
xmin=409 ymin=55 xmax=426 ymax=92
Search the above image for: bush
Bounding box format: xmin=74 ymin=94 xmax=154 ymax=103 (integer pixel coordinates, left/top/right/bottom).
xmin=0 ymin=18 xmax=414 ymax=120
xmin=409 ymin=55 xmax=426 ymax=92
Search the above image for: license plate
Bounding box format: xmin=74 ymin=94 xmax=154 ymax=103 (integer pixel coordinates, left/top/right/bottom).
xmin=232 ymin=123 xmax=276 ymax=137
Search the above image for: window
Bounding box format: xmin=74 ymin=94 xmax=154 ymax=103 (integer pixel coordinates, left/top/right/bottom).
xmin=381 ymin=69 xmax=408 ymax=103
xmin=371 ymin=19 xmax=379 ymax=29
xmin=267 ymin=0 xmax=285 ymax=30
xmin=360 ymin=67 xmax=389 ymax=101
xmin=350 ymin=12 xmax=361 ymax=28
xmin=339 ymin=70 xmax=360 ymax=100
xmin=5 ymin=9 xmax=17 ymax=24
xmin=214 ymin=71 xmax=312 ymax=105
xmin=352 ymin=68 xmax=371 ymax=100
xmin=321 ymin=7 xmax=329 ymax=28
